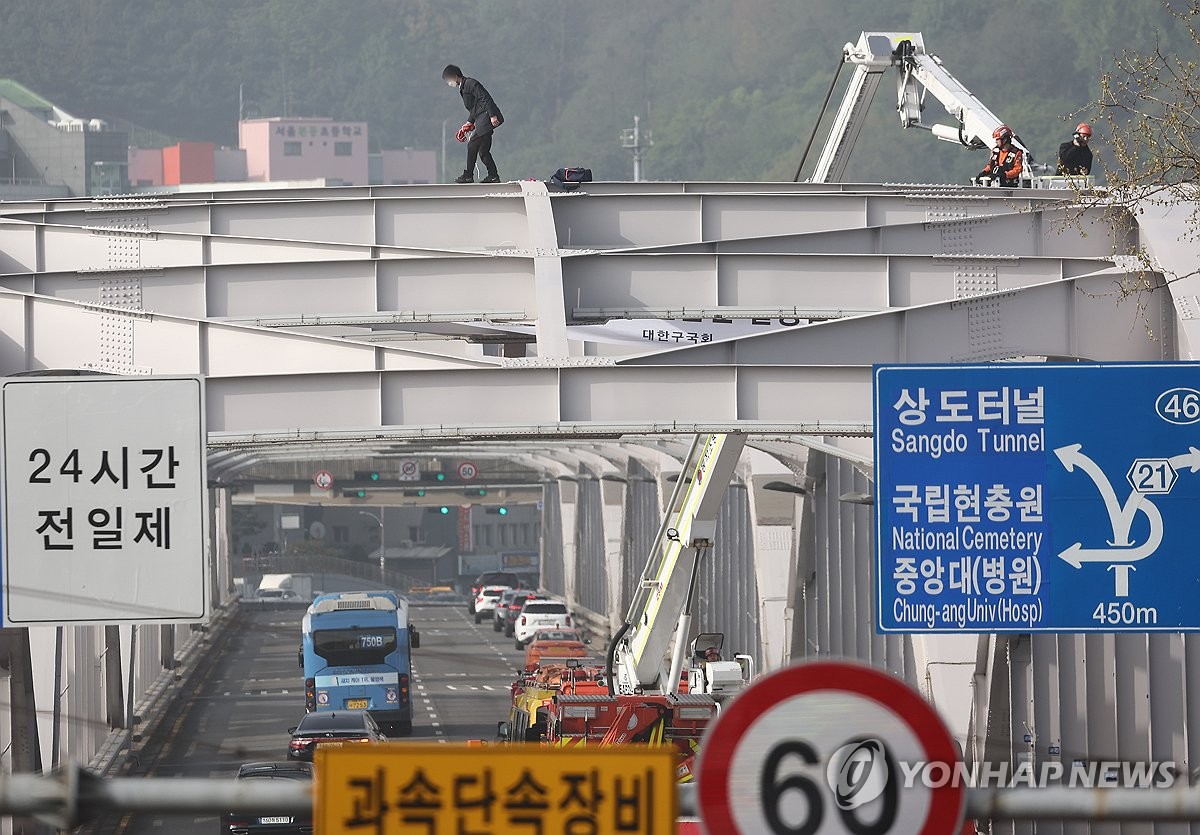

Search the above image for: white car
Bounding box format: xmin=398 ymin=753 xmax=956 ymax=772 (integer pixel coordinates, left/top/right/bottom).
xmin=473 ymin=585 xmax=512 ymax=623
xmin=513 ymin=599 xmax=573 ymax=648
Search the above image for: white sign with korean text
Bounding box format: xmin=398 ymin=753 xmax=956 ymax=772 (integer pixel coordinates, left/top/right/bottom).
xmin=0 ymin=376 xmax=209 ymax=626
xmin=314 ymin=672 xmax=400 ymax=688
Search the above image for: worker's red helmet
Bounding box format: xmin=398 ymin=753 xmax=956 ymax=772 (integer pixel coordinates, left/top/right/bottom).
xmin=992 ymin=125 xmax=1013 ymax=144
xmin=1074 ymin=122 xmax=1093 ymax=139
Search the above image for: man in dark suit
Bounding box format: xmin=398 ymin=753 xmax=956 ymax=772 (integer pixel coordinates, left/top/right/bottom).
xmin=443 ymin=64 xmax=505 ymax=183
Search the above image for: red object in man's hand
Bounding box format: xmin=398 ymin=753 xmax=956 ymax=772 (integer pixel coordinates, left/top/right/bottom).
xmin=455 ymin=128 xmax=467 ymax=142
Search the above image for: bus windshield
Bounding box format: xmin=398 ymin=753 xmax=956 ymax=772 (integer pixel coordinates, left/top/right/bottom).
xmin=312 ymin=627 xmax=397 ymax=666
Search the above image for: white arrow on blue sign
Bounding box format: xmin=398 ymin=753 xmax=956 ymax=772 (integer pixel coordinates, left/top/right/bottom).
xmin=874 ymin=363 xmax=1200 ymax=632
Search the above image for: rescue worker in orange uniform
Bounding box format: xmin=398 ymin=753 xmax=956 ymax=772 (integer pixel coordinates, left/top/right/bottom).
xmin=976 ymin=124 xmax=1024 ymax=186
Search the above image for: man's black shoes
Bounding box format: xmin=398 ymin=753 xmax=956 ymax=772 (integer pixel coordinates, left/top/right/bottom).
xmin=454 ymin=171 xmax=474 ymax=183
xmin=481 ymin=173 xmax=501 ymax=184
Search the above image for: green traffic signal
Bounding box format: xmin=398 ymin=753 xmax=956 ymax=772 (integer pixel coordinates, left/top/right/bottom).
xmin=417 ymin=489 xmax=426 ymax=497
xmin=435 ymin=473 xmax=446 ymax=482
xmin=477 ymin=488 xmax=488 ymax=496
xmin=356 ymin=489 xmax=367 ymax=498
xmin=439 ymin=506 xmax=450 ymax=515
xmin=370 ymin=472 xmax=380 ymax=481
xmin=498 ymin=507 xmax=508 ymax=515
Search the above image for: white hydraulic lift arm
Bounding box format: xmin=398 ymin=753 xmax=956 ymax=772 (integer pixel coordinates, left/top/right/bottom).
xmin=808 ymin=32 xmax=1034 ymax=184
xmin=605 ymin=432 xmax=747 ymax=696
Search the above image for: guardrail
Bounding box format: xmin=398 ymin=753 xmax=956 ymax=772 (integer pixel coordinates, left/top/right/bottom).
xmin=568 ymin=605 xmax=613 ymax=647
xmin=86 ymin=600 xmax=241 ymax=776
xmin=12 ymin=767 xmax=1200 ymax=829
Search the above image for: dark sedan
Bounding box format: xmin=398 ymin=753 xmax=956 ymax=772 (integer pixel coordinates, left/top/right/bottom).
xmin=286 ymin=710 xmax=386 ymax=761
xmin=499 ymin=591 xmax=540 ymax=637
xmin=221 ymin=761 xmax=313 ymax=835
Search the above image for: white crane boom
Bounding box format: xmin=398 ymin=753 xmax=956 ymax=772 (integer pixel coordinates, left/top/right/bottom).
xmin=609 ymin=433 xmax=747 ymax=695
xmin=810 ymin=32 xmax=1034 ymax=184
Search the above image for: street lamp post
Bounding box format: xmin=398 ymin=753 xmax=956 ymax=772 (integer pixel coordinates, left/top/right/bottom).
xmin=441 ymin=117 xmax=457 ymax=184
xmin=358 ymin=510 xmax=386 ymax=586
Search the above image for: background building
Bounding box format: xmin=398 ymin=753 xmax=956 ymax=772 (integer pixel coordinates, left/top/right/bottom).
xmin=239 ymin=117 xmax=369 ymax=185
xmin=0 ymin=82 xmax=432 ymax=194
xmin=0 ymin=79 xmax=127 ymax=197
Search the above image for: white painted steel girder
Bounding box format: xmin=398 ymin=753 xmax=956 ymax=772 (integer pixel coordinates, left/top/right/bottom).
xmin=3 ymin=186 xmax=1080 ymax=254
xmin=0 ymin=268 xmax=1166 ymax=438
xmin=0 ymin=250 xmax=1115 ymax=330
xmin=619 ymin=271 xmax=1169 ymax=367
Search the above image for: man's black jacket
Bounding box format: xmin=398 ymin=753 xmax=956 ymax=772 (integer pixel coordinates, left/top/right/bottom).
xmin=1057 ymin=141 xmax=1093 ymax=175
xmin=460 ymin=78 xmax=504 ymax=134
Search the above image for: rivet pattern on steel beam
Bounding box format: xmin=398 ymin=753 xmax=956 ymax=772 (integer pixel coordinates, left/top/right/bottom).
xmin=1176 ymin=294 xmax=1199 ymax=321
xmin=953 ymin=262 xmax=1000 ymax=300
xmin=908 ymin=193 xmax=988 ymax=223
xmin=952 ymin=295 xmax=1018 ymax=361
xmin=501 ymin=356 xmax=617 ymax=368
xmin=89 ymin=212 xmax=152 ymax=374
xmin=936 ymin=219 xmax=981 ymax=255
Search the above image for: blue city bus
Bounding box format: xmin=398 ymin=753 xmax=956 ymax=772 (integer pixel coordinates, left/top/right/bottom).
xmin=299 ymin=590 xmax=420 ymax=736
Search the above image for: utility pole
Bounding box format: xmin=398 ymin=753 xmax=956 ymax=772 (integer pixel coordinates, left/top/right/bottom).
xmin=359 ymin=510 xmax=386 ymax=586
xmin=620 ymin=115 xmax=652 ymax=182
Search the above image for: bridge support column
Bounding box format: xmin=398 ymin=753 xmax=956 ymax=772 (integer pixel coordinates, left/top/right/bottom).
xmin=601 ymin=479 xmax=626 ymax=639
xmin=103 ymin=626 xmax=124 ymax=730
xmin=520 ymin=181 xmax=571 ymax=358
xmin=557 ymin=478 xmax=579 ymax=606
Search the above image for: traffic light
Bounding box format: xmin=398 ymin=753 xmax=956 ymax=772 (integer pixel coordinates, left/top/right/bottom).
xmin=466 ymin=488 xmax=488 ymax=497
xmin=439 ymin=506 xmax=450 ymax=515
xmin=342 ymin=489 xmax=368 ymax=499
xmin=404 ymin=489 xmax=428 ymax=498
xmin=369 ymin=472 xmax=380 ymax=482
xmin=354 ymin=470 xmax=383 ymax=482
xmin=486 ymin=506 xmax=508 ymax=516
xmin=436 ymin=473 xmax=446 ymax=482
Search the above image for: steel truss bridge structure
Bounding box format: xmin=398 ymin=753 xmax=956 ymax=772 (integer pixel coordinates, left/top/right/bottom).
xmin=0 ymin=179 xmax=1198 ymax=833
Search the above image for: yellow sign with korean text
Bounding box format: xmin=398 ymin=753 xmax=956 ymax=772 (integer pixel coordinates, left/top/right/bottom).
xmin=316 ymin=743 xmax=677 ymax=834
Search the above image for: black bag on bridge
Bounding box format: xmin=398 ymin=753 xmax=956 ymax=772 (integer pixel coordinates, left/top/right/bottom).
xmin=547 ymin=166 xmax=593 ymax=192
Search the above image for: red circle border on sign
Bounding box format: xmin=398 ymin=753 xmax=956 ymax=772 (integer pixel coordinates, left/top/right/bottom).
xmin=697 ymin=660 xmax=966 ymax=835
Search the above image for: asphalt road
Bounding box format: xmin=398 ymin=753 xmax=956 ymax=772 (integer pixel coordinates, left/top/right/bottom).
xmin=91 ymin=600 xmax=524 ymax=835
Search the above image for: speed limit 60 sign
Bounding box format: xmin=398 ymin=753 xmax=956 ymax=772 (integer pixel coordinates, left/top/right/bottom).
xmin=697 ymin=660 xmax=965 ymax=835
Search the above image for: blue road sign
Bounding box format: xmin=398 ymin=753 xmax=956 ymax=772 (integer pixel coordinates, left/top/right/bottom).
xmin=874 ymin=363 xmax=1200 ymax=632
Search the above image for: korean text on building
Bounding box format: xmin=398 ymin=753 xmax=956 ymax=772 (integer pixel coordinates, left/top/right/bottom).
xmin=874 ymin=363 xmax=1200 ymax=633
xmin=316 ymin=745 xmax=676 ymax=835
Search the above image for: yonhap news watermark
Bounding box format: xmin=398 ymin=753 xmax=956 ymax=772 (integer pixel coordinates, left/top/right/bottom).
xmin=828 ymin=738 xmax=1178 ymax=806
